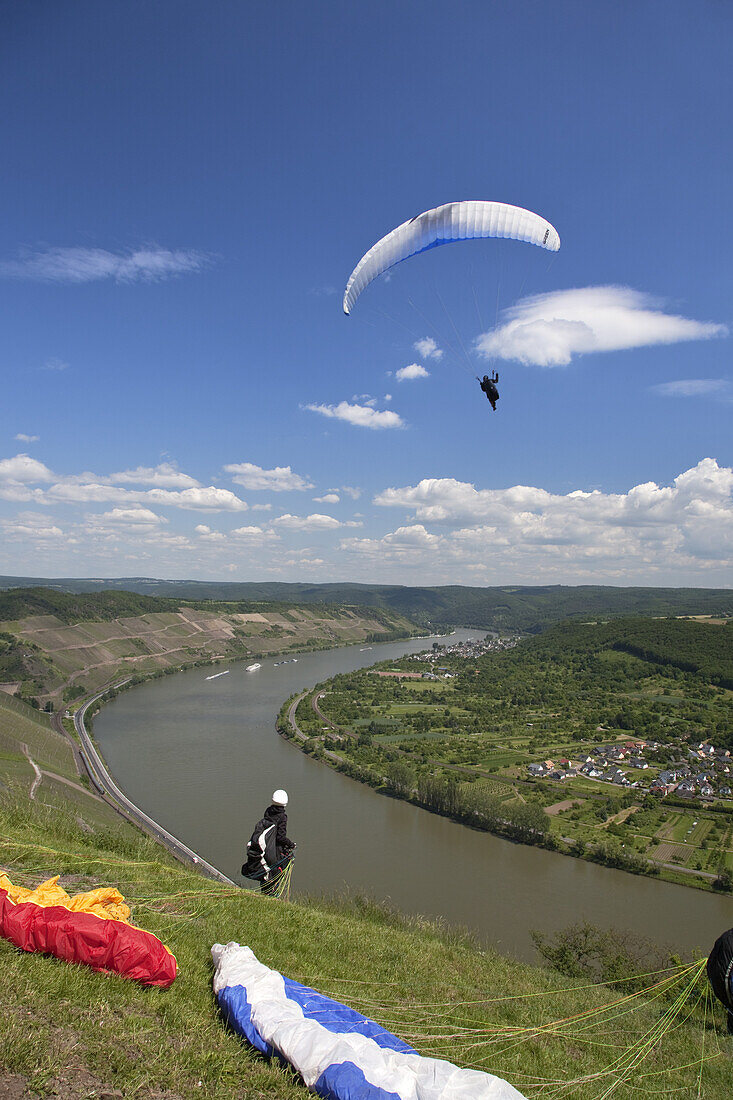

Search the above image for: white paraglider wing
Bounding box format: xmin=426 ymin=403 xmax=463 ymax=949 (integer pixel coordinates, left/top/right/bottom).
xmin=343 ymin=200 xmax=560 ymax=314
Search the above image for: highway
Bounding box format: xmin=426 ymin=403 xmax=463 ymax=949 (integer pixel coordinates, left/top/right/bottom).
xmin=73 ymin=687 xmax=234 ymax=886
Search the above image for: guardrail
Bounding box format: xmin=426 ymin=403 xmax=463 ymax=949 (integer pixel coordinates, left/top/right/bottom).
xmin=74 ymin=688 xmax=234 ymax=886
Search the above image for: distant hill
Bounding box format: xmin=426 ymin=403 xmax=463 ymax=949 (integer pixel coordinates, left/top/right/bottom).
xmin=527 ymin=616 xmax=733 ymax=691
xmin=1 ymin=576 xmax=731 ymax=633
xmin=0 ymin=590 xmax=416 ymax=707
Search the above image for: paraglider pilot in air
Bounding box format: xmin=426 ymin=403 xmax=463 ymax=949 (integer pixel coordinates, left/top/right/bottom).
xmin=242 ymin=789 xmax=296 ymax=894
xmin=478 ymin=372 xmax=499 ymax=411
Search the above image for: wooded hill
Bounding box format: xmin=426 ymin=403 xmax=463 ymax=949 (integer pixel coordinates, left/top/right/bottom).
xmin=526 ymin=618 xmax=733 ymax=691
xmin=2 ymin=576 xmax=732 ymax=633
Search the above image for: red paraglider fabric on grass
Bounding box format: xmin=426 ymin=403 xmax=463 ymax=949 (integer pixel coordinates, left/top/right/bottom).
xmin=0 ymin=877 xmax=177 ymax=987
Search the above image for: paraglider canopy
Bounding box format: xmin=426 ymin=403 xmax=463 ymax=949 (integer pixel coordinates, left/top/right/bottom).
xmin=343 ymin=200 xmax=560 ymax=315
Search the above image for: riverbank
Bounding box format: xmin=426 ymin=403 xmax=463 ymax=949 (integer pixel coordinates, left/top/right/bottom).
xmin=1 ymin=790 xmax=729 ymax=1100
xmin=91 ymin=631 xmax=733 ymax=961
xmin=280 ymin=683 xmax=731 ymax=894
xmin=282 ymin=621 xmax=733 ymax=896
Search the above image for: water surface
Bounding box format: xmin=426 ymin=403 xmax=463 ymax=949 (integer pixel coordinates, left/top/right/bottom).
xmin=95 ymin=632 xmax=733 ymax=960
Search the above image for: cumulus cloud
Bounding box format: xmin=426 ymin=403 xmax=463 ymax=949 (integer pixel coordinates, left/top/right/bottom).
xmin=41 ymin=358 xmax=69 ymax=372
xmin=0 ymin=454 xmax=54 ymax=485
xmin=370 ymin=459 xmax=733 ymax=571
xmin=414 ymin=337 xmax=443 ymax=360
xmin=331 ymin=459 xmax=733 ymax=583
xmin=396 ymin=363 xmax=429 ymax=382
xmin=14 ymin=433 xmax=39 ymax=444
xmin=305 ymin=400 xmax=405 ymax=430
xmin=0 ymin=453 xmax=248 ymax=512
xmin=313 ymin=493 xmax=340 ymax=504
xmin=109 ymin=463 xmax=201 ymax=489
xmin=223 ymin=462 xmax=314 ymax=491
xmin=272 ymin=513 xmax=362 ymax=531
xmin=231 ymin=525 xmax=269 ymax=538
xmin=47 ymin=482 xmax=249 ymax=512
xmin=1 ymin=512 xmax=64 ymax=540
xmin=651 ymin=379 xmax=731 ymax=398
xmin=0 ymin=246 xmax=210 ymax=284
xmin=476 ymin=286 xmax=728 ymax=367
xmin=93 ymin=507 xmax=167 ymax=526
xmin=194 ymin=524 xmax=226 ymax=542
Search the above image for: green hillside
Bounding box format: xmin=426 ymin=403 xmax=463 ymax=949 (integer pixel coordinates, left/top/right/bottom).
xmin=1 ymin=790 xmax=729 ymax=1100
xmin=0 ymin=691 xmax=143 ymax=834
xmin=0 ymin=591 xmax=416 ymax=708
xmin=2 ymin=577 xmax=732 ymax=633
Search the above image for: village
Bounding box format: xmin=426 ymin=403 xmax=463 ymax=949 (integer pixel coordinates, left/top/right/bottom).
xmin=527 ymin=739 xmax=733 ymax=802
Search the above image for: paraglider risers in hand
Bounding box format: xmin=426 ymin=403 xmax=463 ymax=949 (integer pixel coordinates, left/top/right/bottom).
xmin=260 ymin=854 xmax=294 ymax=900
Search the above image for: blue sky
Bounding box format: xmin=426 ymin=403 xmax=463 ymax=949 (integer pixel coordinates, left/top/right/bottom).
xmin=2 ymin=0 xmax=731 ymax=585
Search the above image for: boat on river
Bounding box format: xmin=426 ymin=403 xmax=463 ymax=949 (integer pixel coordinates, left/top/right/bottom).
xmin=205 ymin=670 xmax=230 ymax=681
xmin=246 ymin=663 xmax=262 ymax=672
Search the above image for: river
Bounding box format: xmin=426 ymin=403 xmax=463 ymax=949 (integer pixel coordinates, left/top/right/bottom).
xmin=94 ymin=631 xmax=732 ymax=961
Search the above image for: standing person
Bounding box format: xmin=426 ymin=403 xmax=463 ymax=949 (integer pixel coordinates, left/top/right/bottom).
xmin=242 ymin=789 xmax=295 ymax=892
xmin=707 ymin=927 xmax=733 ymax=1033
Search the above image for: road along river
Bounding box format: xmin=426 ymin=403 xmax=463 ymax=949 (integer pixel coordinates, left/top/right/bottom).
xmin=94 ymin=631 xmax=732 ymax=961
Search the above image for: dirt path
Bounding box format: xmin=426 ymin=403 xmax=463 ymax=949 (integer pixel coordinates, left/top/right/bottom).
xmin=20 ymin=743 xmax=41 ymax=800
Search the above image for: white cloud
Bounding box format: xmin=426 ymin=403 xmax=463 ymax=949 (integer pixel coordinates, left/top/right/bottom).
xmin=313 ymin=493 xmax=340 ymax=504
xmin=47 ymin=482 xmax=249 ymax=512
xmin=14 ymin=434 xmax=39 ymax=444
xmin=395 ymin=363 xmax=429 ymax=382
xmin=231 ymin=525 xmax=266 ymax=537
xmin=223 ymin=462 xmax=314 ymax=492
xmin=651 ymin=379 xmax=731 ymax=398
xmin=340 ymin=485 xmax=362 ymax=500
xmin=476 ymin=286 xmax=728 ymax=367
xmin=305 ymin=400 xmax=405 ymax=430
xmin=0 ymin=246 xmax=210 ymax=284
xmin=0 ymin=454 xmax=54 ymax=484
xmin=0 ymin=455 xmax=249 ymax=512
xmin=93 ymin=507 xmax=167 ymax=526
xmin=1 ymin=512 xmax=64 ymax=540
xmin=41 ymin=357 xmax=69 ymax=372
xmin=272 ymin=513 xmax=362 ymax=531
xmin=370 ymin=460 xmax=733 ymax=575
xmin=194 ymin=524 xmax=226 ymax=542
xmin=109 ymin=463 xmax=201 ymax=488
xmin=414 ymin=337 xmax=443 ymax=360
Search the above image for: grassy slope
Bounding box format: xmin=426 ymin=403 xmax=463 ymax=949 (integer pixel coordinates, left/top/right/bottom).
xmin=1 ymin=793 xmax=730 ymax=1100
xmin=0 ymin=692 xmax=146 ymax=835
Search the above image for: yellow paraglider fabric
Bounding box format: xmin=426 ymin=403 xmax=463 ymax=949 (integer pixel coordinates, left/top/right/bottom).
xmin=0 ymin=873 xmax=132 ymax=923
xmin=0 ymin=872 xmax=177 ymax=986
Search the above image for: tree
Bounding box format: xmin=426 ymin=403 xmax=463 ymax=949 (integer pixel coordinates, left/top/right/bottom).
xmin=713 ymin=867 xmax=733 ymax=892
xmin=385 ymin=761 xmax=414 ymax=798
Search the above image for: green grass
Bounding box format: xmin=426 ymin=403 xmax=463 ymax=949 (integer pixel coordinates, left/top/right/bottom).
xmin=0 ymin=693 xmax=144 ymax=834
xmin=0 ymin=792 xmax=731 ymax=1099
xmin=0 ymin=695 xmax=76 ymax=781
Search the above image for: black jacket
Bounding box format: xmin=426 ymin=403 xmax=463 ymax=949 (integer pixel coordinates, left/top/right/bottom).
xmin=242 ymin=804 xmax=294 ymax=879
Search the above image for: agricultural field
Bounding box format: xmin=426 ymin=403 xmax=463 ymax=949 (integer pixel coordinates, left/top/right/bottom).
xmin=288 ymin=619 xmax=733 ymax=890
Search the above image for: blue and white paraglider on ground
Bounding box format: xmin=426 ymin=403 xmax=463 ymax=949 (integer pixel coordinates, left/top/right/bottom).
xmin=212 ymin=942 xmax=528 ymax=1100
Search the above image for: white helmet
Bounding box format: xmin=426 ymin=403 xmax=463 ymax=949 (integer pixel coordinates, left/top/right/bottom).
xmin=272 ymin=789 xmax=288 ymax=807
